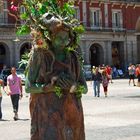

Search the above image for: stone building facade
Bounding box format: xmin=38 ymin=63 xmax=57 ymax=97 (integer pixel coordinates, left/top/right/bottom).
xmin=77 ymin=0 xmax=140 ymax=71
xmin=0 ymin=0 xmax=31 ymax=69
xmin=0 ymin=0 xmax=140 ymax=71
xmin=0 ymin=27 xmax=31 ymax=69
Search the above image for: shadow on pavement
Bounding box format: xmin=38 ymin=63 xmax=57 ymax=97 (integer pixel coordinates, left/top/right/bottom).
xmin=0 ymin=119 xmax=10 ymax=121
xmin=17 ymin=118 xmax=30 ymax=121
xmin=123 ymin=95 xmax=140 ymax=99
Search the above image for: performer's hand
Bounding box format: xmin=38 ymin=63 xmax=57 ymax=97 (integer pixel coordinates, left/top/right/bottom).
xmin=70 ymin=84 xmax=77 ymax=93
xmin=43 ymin=84 xmax=54 ymax=92
xmin=51 ymin=76 xmax=58 ymax=85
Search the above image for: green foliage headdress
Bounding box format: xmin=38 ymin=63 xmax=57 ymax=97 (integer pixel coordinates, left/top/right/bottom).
xmin=16 ymin=0 xmax=85 ymax=48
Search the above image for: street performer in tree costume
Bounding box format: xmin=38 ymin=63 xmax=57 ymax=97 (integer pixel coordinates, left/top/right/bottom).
xmin=14 ymin=0 xmax=88 ymax=139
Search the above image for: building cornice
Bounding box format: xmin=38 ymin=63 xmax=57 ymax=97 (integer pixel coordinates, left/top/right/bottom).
xmin=81 ymin=0 xmax=140 ymax=7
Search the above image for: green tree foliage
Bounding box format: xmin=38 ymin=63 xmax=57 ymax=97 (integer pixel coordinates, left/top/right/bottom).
xmin=16 ymin=0 xmax=85 ymax=37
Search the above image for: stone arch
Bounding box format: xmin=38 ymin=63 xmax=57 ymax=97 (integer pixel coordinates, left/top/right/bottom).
xmin=89 ymin=43 xmax=104 ymax=67
xmin=0 ymin=42 xmax=10 ymax=69
xmin=20 ymin=42 xmax=32 ymax=59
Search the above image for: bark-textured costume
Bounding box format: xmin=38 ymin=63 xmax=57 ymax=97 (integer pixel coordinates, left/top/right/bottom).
xmin=25 ymin=13 xmax=88 ymax=140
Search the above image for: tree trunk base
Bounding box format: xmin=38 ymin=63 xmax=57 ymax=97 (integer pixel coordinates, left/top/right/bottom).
xmin=30 ymin=93 xmax=85 ymax=140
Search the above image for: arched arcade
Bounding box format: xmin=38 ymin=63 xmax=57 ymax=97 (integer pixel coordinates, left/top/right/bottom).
xmin=89 ymin=43 xmax=104 ymax=67
xmin=0 ymin=42 xmax=10 ymax=70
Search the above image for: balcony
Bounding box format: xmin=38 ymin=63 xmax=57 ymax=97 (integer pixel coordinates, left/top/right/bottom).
xmin=0 ymin=18 xmax=16 ymax=27
xmin=85 ymin=26 xmax=126 ymax=33
xmin=84 ymin=0 xmax=109 ymax=2
xmin=110 ymin=0 xmax=140 ymax=2
xmin=84 ymin=22 xmax=127 ymax=32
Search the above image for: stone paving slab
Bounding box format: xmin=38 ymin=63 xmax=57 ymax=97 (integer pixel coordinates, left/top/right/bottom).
xmin=84 ymin=79 xmax=140 ymax=140
xmin=0 ymin=79 xmax=140 ymax=140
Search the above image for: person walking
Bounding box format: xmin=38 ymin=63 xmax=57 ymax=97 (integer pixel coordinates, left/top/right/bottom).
xmin=135 ymin=64 xmax=140 ymax=87
xmin=0 ymin=79 xmax=6 ymax=120
xmin=128 ymin=64 xmax=136 ymax=86
xmin=92 ymin=67 xmax=102 ymax=97
xmin=7 ymin=67 xmax=23 ymax=120
xmin=106 ymin=65 xmax=113 ymax=83
xmin=102 ymin=70 xmax=110 ymax=97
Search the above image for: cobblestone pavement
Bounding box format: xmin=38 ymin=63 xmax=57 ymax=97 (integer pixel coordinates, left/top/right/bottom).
xmin=84 ymin=79 xmax=140 ymax=140
xmin=0 ymin=79 xmax=140 ymax=140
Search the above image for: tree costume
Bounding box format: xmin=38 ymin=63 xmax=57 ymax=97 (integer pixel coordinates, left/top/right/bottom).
xmin=16 ymin=0 xmax=88 ymax=139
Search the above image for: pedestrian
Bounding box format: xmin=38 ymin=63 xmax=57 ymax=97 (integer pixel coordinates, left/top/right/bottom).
xmin=0 ymin=79 xmax=6 ymax=120
xmin=112 ymin=66 xmax=118 ymax=78
xmin=135 ymin=64 xmax=140 ymax=87
xmin=106 ymin=65 xmax=113 ymax=83
xmin=92 ymin=67 xmax=102 ymax=97
xmin=128 ymin=64 xmax=136 ymax=86
xmin=7 ymin=67 xmax=23 ymax=120
xmin=102 ymin=70 xmax=110 ymax=97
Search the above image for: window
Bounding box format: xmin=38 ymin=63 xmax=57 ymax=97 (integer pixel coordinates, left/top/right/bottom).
xmin=20 ymin=5 xmax=26 ymax=14
xmin=0 ymin=1 xmax=8 ymax=24
xmin=112 ymin=10 xmax=123 ymax=29
xmin=20 ymin=6 xmax=26 ymax=24
xmin=74 ymin=7 xmax=80 ymax=21
xmin=90 ymin=8 xmax=101 ymax=28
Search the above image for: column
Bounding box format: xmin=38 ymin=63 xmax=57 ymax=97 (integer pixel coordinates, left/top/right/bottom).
xmin=12 ymin=40 xmax=20 ymax=67
xmin=9 ymin=40 xmax=16 ymax=67
xmin=82 ymin=1 xmax=87 ymax=26
xmin=15 ymin=44 xmax=21 ymax=68
xmin=80 ymin=40 xmax=89 ymax=64
xmin=84 ymin=40 xmax=90 ymax=64
xmin=127 ymin=41 xmax=132 ymax=65
xmin=104 ymin=41 xmax=112 ymax=65
xmin=132 ymin=40 xmax=137 ymax=64
xmin=137 ymin=35 xmax=140 ymax=63
xmin=124 ymin=38 xmax=128 ymax=68
xmin=104 ymin=3 xmax=108 ymax=28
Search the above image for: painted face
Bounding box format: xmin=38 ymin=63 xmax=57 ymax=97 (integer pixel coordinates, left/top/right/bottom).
xmin=52 ymin=30 xmax=70 ymax=49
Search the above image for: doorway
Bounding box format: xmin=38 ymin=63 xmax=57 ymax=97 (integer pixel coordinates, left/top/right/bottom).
xmin=112 ymin=41 xmax=124 ymax=69
xmin=0 ymin=43 xmax=6 ymax=70
xmin=89 ymin=43 xmax=103 ymax=68
xmin=20 ymin=42 xmax=31 ymax=59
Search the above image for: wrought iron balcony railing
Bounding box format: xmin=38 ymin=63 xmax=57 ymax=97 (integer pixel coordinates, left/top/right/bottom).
xmin=82 ymin=22 xmax=135 ymax=32
xmin=0 ymin=18 xmax=17 ymax=27
xmin=83 ymin=0 xmax=140 ymax=2
xmin=110 ymin=0 xmax=140 ymax=2
xmin=85 ymin=22 xmax=125 ymax=31
xmin=85 ymin=26 xmax=126 ymax=32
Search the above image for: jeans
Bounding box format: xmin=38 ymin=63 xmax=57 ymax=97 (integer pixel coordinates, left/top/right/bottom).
xmin=0 ymin=96 xmax=2 ymax=119
xmin=10 ymin=94 xmax=20 ymax=113
xmin=93 ymin=81 xmax=100 ymax=97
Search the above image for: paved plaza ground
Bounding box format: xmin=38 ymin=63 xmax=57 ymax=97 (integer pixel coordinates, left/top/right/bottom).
xmin=0 ymin=79 xmax=140 ymax=140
